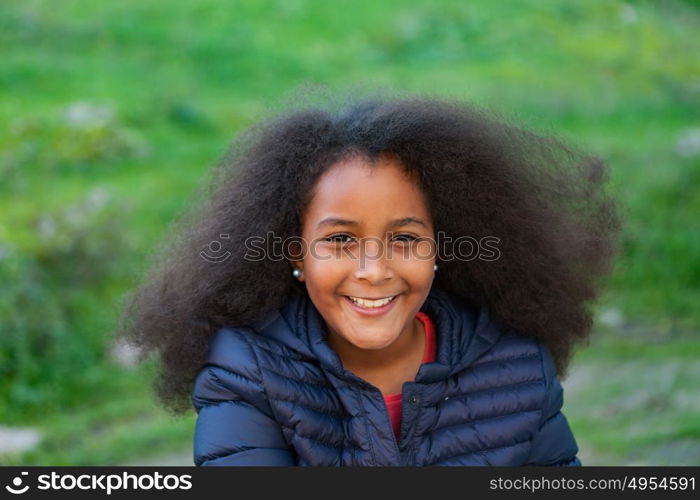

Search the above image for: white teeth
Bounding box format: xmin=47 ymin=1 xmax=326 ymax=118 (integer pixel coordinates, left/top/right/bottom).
xmin=348 ymin=296 xmax=395 ymax=308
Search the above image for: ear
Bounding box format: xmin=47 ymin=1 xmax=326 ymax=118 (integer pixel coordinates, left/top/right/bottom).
xmin=286 ymin=238 xmax=305 ymax=282
xmin=290 ymin=262 xmax=305 ymax=282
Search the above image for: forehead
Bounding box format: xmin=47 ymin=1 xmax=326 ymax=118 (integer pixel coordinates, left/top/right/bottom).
xmin=303 ymin=155 xmax=432 ymax=228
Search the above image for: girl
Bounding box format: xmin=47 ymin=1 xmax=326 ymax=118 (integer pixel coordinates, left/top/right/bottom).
xmin=118 ymin=95 xmax=620 ymax=466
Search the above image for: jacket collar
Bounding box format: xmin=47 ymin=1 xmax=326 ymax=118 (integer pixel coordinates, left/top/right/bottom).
xmin=250 ymin=285 xmax=502 ymax=383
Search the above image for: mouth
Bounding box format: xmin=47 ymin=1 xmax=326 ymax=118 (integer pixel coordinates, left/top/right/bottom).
xmin=343 ymin=294 xmax=400 ymax=316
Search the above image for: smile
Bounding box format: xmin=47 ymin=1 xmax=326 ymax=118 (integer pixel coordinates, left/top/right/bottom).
xmin=343 ymin=295 xmax=399 ymax=315
xmin=347 ymin=295 xmax=396 ymax=307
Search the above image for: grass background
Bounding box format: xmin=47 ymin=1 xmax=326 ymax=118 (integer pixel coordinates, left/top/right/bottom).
xmin=1 ymin=0 xmax=698 ymax=465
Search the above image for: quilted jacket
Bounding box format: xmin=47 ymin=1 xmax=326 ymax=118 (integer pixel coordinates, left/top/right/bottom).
xmin=192 ymin=285 xmax=581 ymax=466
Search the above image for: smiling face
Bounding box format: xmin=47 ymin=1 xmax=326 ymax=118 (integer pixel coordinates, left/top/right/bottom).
xmin=292 ymin=153 xmax=436 ymax=368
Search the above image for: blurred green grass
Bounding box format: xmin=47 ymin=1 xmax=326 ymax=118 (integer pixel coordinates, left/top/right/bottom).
xmin=1 ymin=0 xmax=698 ymax=465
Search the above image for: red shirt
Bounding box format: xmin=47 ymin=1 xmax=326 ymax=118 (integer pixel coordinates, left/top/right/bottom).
xmin=383 ymin=311 xmax=436 ymax=441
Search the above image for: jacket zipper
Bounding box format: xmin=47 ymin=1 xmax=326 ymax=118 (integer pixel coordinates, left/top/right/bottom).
xmin=345 ymin=372 xmax=413 ymax=465
xmin=380 ymin=382 xmax=417 ymax=466
xmin=375 ymin=386 xmax=403 ymax=463
xmin=397 ymin=382 xmax=416 ymax=466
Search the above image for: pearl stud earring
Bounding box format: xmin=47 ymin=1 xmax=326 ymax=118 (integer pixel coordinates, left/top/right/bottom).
xmin=292 ymin=269 xmax=302 ymax=279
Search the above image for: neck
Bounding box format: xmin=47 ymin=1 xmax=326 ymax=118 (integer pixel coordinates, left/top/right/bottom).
xmin=326 ymin=316 xmax=425 ymax=375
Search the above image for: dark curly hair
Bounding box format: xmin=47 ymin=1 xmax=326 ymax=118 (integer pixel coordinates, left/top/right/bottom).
xmin=117 ymin=91 xmax=621 ymax=414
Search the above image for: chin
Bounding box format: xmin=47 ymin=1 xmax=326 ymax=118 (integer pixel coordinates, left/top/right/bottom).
xmin=347 ymin=334 xmax=396 ymax=351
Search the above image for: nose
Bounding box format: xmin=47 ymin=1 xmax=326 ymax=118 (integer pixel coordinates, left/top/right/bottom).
xmin=352 ymin=238 xmax=393 ymax=283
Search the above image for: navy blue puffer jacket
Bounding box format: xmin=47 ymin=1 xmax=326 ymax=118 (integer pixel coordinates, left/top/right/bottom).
xmin=192 ymin=286 xmax=581 ymax=466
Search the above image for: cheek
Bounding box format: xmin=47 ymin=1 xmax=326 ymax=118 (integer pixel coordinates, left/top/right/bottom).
xmin=381 ymin=252 xmax=434 ymax=288
xmin=403 ymin=262 xmax=436 ymax=289
xmin=386 ymin=239 xmax=436 ymax=265
xmin=414 ymin=238 xmax=437 ymax=261
xmin=303 ymin=254 xmax=350 ymax=292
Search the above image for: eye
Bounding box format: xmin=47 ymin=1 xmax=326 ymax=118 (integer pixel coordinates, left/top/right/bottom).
xmin=325 ymin=233 xmax=355 ymax=244
xmin=392 ymin=233 xmax=419 ymax=243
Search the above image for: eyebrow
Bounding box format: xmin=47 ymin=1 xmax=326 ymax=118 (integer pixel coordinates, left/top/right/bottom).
xmin=316 ymin=216 xmax=429 ymax=230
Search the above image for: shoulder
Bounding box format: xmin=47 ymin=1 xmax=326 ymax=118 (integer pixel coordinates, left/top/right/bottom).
xmin=192 ymin=326 xmax=282 ymax=414
xmin=204 ymin=324 xmax=307 ymax=369
xmin=191 ymin=325 xmax=315 ymax=413
xmin=479 ymin=333 xmax=580 ymax=465
xmin=473 ymin=326 xmax=546 ymax=369
xmin=480 ymin=330 xmax=571 ymax=439
xmin=464 ymin=330 xmax=577 ymax=456
xmin=203 ymin=326 xmax=260 ymax=376
xmin=468 ymin=327 xmax=560 ymax=410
